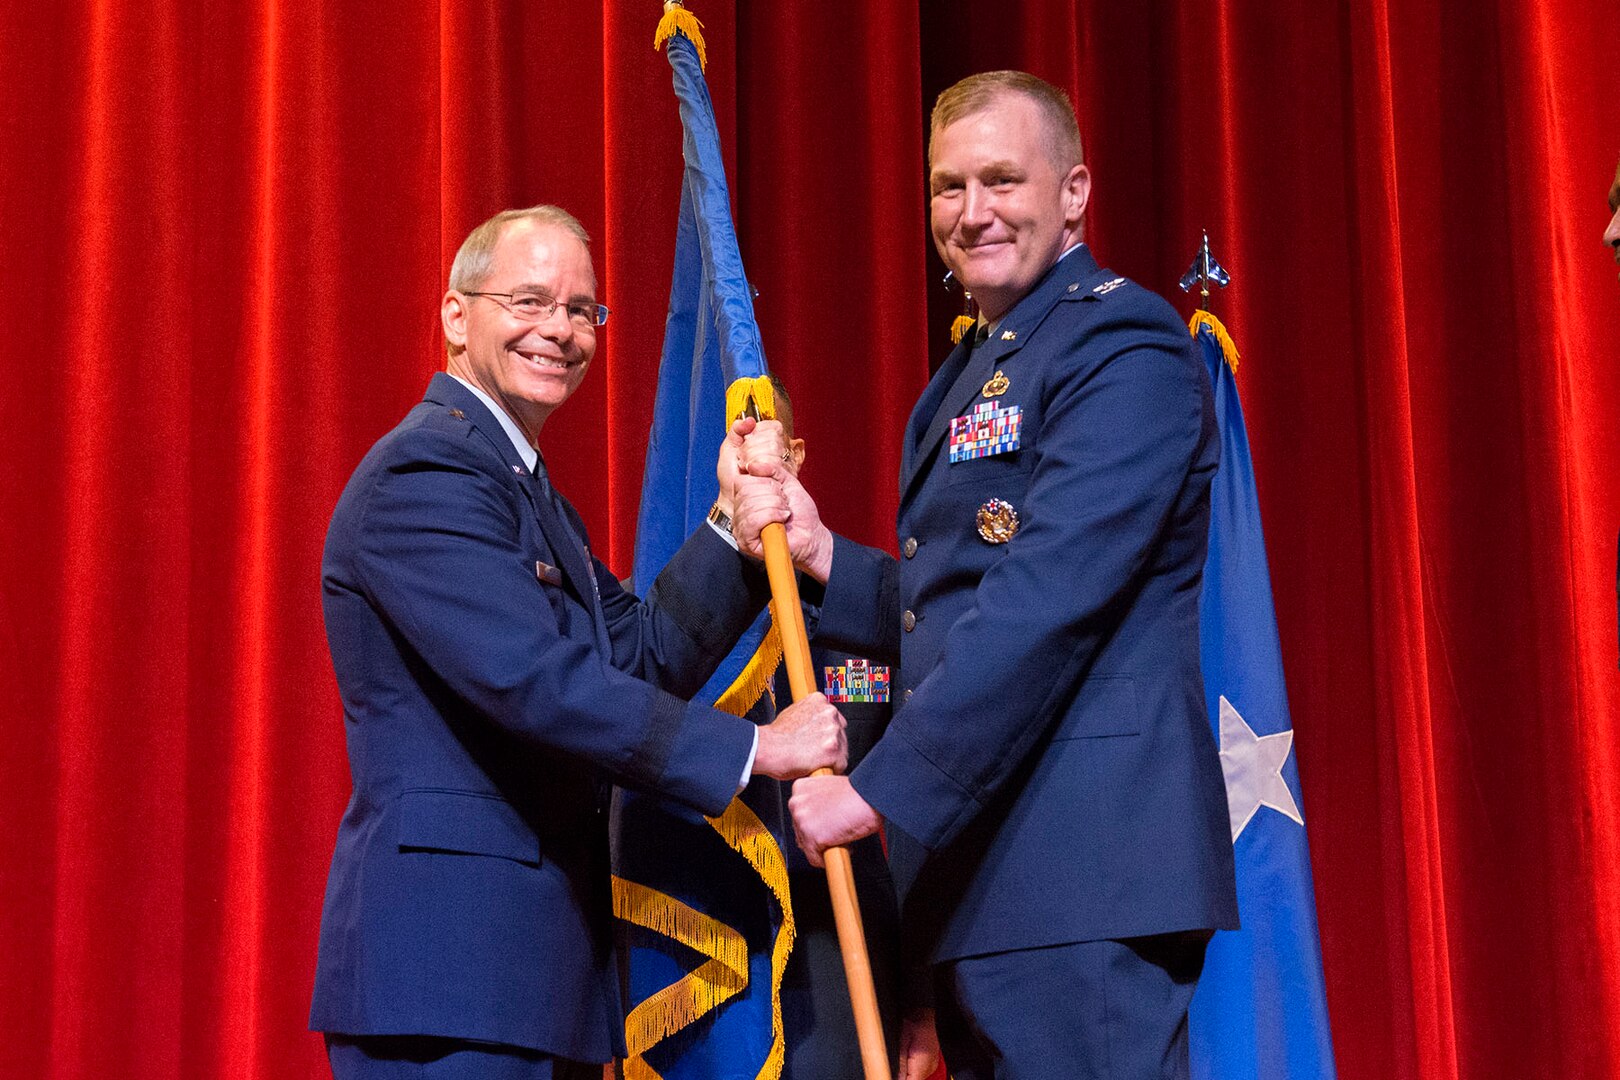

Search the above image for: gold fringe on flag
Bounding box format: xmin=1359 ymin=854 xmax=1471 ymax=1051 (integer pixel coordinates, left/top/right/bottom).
xmin=1189 ymin=309 xmax=1241 ymax=373
xmin=611 ymin=371 xmax=800 ymax=1080
xmin=714 ymin=607 xmax=785 ymax=717
xmin=653 ymin=1 xmax=707 ymax=72
xmin=613 ymin=878 xmax=749 ymax=1080
xmin=704 ymin=797 xmax=797 ymax=1080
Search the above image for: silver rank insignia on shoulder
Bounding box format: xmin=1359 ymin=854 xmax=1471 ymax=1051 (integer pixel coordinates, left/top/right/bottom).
xmin=982 ymin=370 xmax=1010 ymax=398
xmin=1092 ymin=277 xmax=1126 ymax=295
xmin=976 ymin=498 xmax=1019 ymax=544
xmin=1000 ymin=329 xmax=1018 ymax=340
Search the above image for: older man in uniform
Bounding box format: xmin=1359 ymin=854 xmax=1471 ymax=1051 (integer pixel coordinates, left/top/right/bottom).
xmin=310 ymin=205 xmax=846 ymax=1080
xmin=736 ymin=73 xmax=1238 ymax=1079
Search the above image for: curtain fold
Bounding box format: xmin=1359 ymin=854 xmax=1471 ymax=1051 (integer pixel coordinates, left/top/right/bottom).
xmin=2 ymin=3 xmax=1615 ymax=1078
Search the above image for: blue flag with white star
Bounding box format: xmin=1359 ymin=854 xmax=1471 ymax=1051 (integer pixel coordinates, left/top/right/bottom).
xmin=1189 ymin=314 xmax=1337 ymax=1079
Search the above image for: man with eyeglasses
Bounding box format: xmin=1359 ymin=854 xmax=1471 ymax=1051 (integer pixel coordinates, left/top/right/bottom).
xmin=310 ymin=205 xmax=848 ymax=1080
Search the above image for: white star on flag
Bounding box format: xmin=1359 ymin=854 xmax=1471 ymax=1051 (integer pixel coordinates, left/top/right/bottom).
xmin=1217 ymin=694 xmax=1304 ymax=841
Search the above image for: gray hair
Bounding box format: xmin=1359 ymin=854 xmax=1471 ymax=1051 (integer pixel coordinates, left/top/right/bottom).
xmin=447 ymin=205 xmax=591 ymax=293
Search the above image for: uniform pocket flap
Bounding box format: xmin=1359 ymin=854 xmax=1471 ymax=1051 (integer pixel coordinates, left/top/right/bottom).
xmin=397 ymin=788 xmax=541 ymax=865
xmin=1052 ymin=674 xmax=1141 ymax=739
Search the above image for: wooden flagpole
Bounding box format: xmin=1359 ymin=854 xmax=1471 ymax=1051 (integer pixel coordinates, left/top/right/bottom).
xmin=758 ymin=520 xmax=892 ymax=1080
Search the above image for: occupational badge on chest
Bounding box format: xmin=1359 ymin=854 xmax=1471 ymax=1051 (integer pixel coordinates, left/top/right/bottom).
xmin=981 ymin=370 xmax=1010 ymax=398
xmin=949 ymin=400 xmax=1022 ymax=462
xmin=976 ymin=498 xmax=1020 ymax=544
xmin=823 ymin=659 xmax=890 ymax=703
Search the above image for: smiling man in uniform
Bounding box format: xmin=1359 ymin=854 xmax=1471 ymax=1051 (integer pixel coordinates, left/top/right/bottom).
xmin=734 ymin=73 xmax=1238 ymax=1079
xmin=310 ymin=204 xmax=847 ymax=1080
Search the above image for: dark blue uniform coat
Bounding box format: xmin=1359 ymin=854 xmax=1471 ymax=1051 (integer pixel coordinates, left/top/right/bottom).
xmin=310 ymin=373 xmax=768 ymax=1062
xmin=812 ymin=248 xmax=1239 ymax=968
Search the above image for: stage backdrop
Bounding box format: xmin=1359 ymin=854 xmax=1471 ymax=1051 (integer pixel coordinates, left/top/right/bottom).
xmin=2 ymin=2 xmax=1616 ymax=1078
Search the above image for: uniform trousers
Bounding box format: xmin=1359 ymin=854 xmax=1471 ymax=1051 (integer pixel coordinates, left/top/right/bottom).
xmin=933 ymin=930 xmax=1211 ymax=1080
xmin=325 ymin=1034 xmax=600 ymax=1080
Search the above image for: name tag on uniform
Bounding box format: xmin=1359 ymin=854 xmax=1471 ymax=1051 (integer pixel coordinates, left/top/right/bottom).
xmin=949 ymin=401 xmax=1023 ymax=463
xmin=823 ymin=660 xmax=890 ymax=703
xmin=535 ymin=561 xmax=563 ymax=586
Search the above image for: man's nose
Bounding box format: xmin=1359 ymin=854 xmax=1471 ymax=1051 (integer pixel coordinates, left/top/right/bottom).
xmin=960 ymin=183 xmax=995 ymax=229
xmin=1605 ymin=206 xmax=1620 ymax=249
xmin=535 ymin=302 xmax=575 ymax=340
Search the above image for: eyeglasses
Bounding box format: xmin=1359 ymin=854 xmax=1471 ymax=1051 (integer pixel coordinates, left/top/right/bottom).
xmin=464 ymin=290 xmax=610 ymax=328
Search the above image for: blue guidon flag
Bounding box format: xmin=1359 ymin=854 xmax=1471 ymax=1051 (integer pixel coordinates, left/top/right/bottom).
xmin=1188 ymin=311 xmax=1337 ymax=1080
xmin=610 ymin=6 xmax=797 ymax=1080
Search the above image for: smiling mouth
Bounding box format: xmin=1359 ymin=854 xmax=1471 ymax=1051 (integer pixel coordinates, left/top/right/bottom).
xmin=516 ymin=350 xmax=574 ymax=371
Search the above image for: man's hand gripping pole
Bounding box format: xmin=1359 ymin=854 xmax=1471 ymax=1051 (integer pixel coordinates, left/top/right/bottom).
xmin=741 ymin=386 xmax=893 ymax=1080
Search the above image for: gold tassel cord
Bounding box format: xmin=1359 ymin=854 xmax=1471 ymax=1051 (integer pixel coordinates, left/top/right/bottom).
xmin=949 ymin=288 xmax=977 ymax=345
xmin=1189 ymin=309 xmax=1241 ymax=373
xmin=725 ymin=374 xmax=776 ymax=429
xmin=653 ymin=2 xmax=708 ymax=72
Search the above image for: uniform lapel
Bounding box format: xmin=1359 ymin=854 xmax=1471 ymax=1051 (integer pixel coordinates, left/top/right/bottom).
xmin=908 ymin=331 xmax=1024 ymax=489
xmin=901 ymin=247 xmax=1104 ymax=507
xmin=423 ymin=374 xmax=599 ymax=615
xmin=526 ymin=471 xmax=600 ymax=616
xmin=538 ymin=478 xmax=614 ymax=656
xmin=900 ymin=337 xmax=973 ymax=496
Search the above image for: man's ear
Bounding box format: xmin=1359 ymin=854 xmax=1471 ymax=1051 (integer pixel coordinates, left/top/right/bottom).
xmin=1062 ymin=163 xmax=1092 ymax=233
xmin=788 ymin=437 xmax=807 ymax=475
xmin=442 ymin=291 xmax=469 ymax=350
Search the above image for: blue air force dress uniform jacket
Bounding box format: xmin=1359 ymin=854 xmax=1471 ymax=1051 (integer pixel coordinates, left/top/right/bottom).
xmin=810 ymin=247 xmax=1239 ymax=967
xmin=310 ymin=373 xmax=769 ymax=1062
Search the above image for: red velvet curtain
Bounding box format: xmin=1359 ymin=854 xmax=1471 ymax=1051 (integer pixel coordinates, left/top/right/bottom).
xmin=3 ymin=2 xmax=1616 ymax=1078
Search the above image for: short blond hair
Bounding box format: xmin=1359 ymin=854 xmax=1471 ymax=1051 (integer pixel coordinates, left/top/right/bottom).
xmin=447 ymin=205 xmax=591 ymax=293
xmin=929 ymin=71 xmax=1084 ymax=173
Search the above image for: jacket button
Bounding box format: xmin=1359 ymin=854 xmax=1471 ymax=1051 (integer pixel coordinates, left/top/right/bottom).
xmin=902 ymin=609 xmax=917 ymax=632
xmin=903 ymin=537 xmax=918 ymax=558
xmin=904 ymin=688 xmax=913 ymax=703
